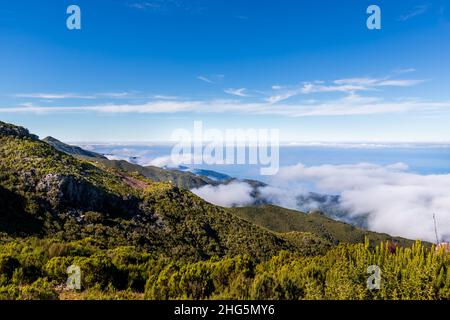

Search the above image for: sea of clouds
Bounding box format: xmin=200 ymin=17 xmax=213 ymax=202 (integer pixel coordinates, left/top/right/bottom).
xmin=192 ymin=162 xmax=450 ymax=243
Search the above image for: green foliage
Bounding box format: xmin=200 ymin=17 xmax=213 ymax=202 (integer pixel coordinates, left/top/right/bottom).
xmin=141 ymin=241 xmax=450 ymax=300
xmin=20 ymin=278 xmax=58 ymax=300
xmin=0 ymin=237 xmax=449 ymax=300
xmin=0 ymin=284 xmax=20 ymax=300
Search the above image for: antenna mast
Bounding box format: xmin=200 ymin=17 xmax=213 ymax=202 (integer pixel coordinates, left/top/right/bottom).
xmin=433 ymin=213 xmax=440 ymax=244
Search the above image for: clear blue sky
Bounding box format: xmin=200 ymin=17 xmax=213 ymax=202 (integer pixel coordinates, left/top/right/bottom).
xmin=0 ymin=0 xmax=449 ymax=142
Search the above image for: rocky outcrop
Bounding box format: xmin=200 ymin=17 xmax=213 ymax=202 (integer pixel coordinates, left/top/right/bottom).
xmin=35 ymin=173 xmax=141 ymax=218
xmin=0 ymin=121 xmax=39 ymax=140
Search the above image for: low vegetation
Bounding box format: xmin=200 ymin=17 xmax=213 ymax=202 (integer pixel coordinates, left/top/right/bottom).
xmin=0 ymin=238 xmax=448 ymax=300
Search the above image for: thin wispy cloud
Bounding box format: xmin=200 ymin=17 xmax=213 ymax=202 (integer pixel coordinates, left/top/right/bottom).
xmin=19 ymin=102 xmax=35 ymax=108
xmin=5 ymin=73 xmax=435 ymax=117
xmin=394 ymin=68 xmax=417 ymax=75
xmin=265 ymin=75 xmax=425 ymax=104
xmin=2 ymin=96 xmax=450 ymax=118
xmin=14 ymin=92 xmax=136 ymax=100
xmin=14 ymin=93 xmax=95 ymax=99
xmin=197 ymin=74 xmax=225 ymax=84
xmin=197 ymin=76 xmax=214 ymax=84
xmin=224 ymin=88 xmax=248 ymax=97
xmin=96 ymin=92 xmax=132 ymax=98
xmin=128 ymin=0 xmax=206 ymax=14
xmin=398 ymin=5 xmax=429 ymax=21
xmin=152 ymin=95 xmax=180 ymax=100
xmin=333 ymin=77 xmax=426 ymax=88
xmin=128 ymin=2 xmax=162 ymax=10
xmin=266 ymin=90 xmax=300 ymax=104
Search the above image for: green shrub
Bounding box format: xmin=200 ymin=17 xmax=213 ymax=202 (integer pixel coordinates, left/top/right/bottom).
xmin=20 ymin=278 xmax=58 ymax=300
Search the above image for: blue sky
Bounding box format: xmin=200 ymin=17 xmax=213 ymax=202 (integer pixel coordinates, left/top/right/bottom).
xmin=0 ymin=0 xmax=449 ymax=142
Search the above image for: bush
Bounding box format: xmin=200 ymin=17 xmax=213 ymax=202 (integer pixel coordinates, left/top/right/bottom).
xmin=0 ymin=284 xmax=20 ymax=300
xmin=20 ymin=278 xmax=59 ymax=300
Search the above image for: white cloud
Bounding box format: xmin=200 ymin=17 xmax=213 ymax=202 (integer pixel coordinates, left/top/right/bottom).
xmin=186 ymin=161 xmax=450 ymax=241
xmin=96 ymin=92 xmax=131 ymax=98
xmin=394 ymin=68 xmax=417 ymax=75
xmin=128 ymin=2 xmax=162 ymax=10
xmin=266 ymin=90 xmax=299 ymax=103
xmin=127 ymin=0 xmax=204 ymax=13
xmin=333 ymin=77 xmax=425 ymax=88
xmin=15 ymin=93 xmax=96 ymax=99
xmin=4 ymin=73 xmax=441 ymax=117
xmin=197 ymin=76 xmax=214 ymax=83
xmin=105 ymin=154 xmax=130 ymax=161
xmin=197 ymin=74 xmax=224 ymax=84
xmin=152 ymin=95 xmax=179 ymax=100
xmin=377 ymin=79 xmax=426 ymax=87
xmin=14 ymin=92 xmax=135 ymax=99
xmin=264 ymin=162 xmax=450 ymax=242
xmin=146 ymin=153 xmax=214 ymax=168
xmin=333 ymin=78 xmax=380 ymax=86
xmin=191 ymin=181 xmax=255 ymax=207
xmin=224 ymin=88 xmax=248 ymax=97
xmin=265 ymin=75 xmax=425 ymax=104
xmin=19 ymin=102 xmax=35 ymax=108
xmin=301 ymin=82 xmax=367 ymax=94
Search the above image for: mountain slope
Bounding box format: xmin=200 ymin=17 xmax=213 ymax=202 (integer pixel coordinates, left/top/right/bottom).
xmin=0 ymin=121 xmax=319 ymax=260
xmin=232 ymin=205 xmax=415 ymax=246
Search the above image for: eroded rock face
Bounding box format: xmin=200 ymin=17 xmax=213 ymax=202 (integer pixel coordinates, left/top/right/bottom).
xmin=35 ymin=173 xmax=141 ymax=218
xmin=37 ymin=174 xmax=108 ymax=212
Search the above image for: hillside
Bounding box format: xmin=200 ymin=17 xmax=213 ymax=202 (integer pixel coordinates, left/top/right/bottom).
xmin=232 ymin=205 xmax=415 ymax=247
xmin=0 ymin=121 xmax=321 ymax=260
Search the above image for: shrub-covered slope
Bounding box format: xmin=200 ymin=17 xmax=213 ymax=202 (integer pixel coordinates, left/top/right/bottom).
xmin=0 ymin=121 xmax=315 ymax=260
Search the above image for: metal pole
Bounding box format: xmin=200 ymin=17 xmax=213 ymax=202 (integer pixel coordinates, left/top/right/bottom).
xmin=433 ymin=213 xmax=440 ymax=244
